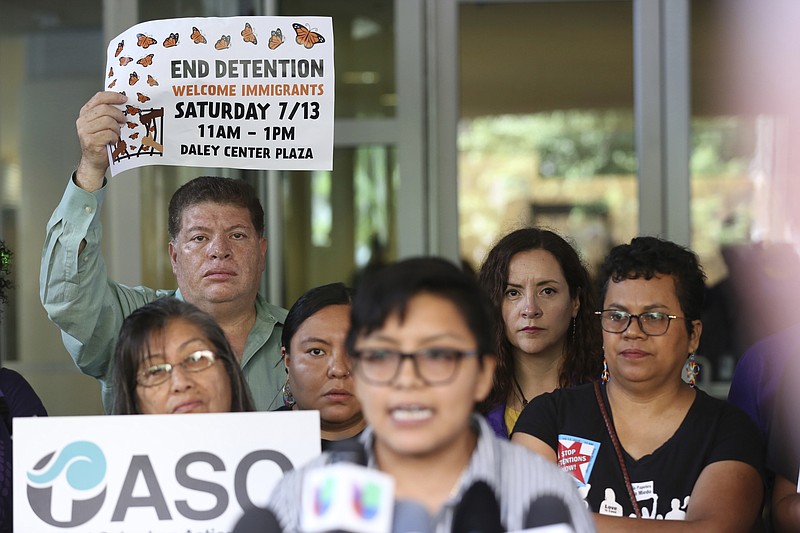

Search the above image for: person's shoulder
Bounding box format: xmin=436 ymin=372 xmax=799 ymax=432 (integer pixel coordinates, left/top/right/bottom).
xmin=255 ymin=294 xmax=289 ymax=322
xmin=528 ymin=381 xmax=595 ymax=407
xmin=696 ymin=389 xmax=760 ymax=432
xmin=0 ymin=367 xmax=36 ymax=393
xmin=0 ymin=367 xmax=24 ymax=385
xmin=736 ymin=323 xmax=800 ymax=370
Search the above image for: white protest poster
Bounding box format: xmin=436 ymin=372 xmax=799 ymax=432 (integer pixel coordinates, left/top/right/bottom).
xmin=104 ymin=16 xmax=333 ymax=176
xmin=14 ymin=410 xmax=320 ymax=532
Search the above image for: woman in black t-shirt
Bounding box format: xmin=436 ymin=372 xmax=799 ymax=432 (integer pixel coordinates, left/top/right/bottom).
xmin=512 ymin=237 xmax=764 ymax=532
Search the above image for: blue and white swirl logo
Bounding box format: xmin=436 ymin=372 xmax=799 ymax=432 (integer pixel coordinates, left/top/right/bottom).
xmin=26 ymin=441 xmax=107 ymax=527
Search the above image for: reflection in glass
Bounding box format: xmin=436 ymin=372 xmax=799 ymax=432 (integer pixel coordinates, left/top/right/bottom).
xmin=458 ymin=1 xmax=636 ymax=276
xmin=282 ymin=146 xmax=397 ymax=305
xmin=279 ymin=0 xmax=395 ymax=119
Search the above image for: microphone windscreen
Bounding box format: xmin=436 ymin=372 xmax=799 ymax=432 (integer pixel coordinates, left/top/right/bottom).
xmin=392 ymin=499 xmax=432 ymax=533
xmin=523 ymin=494 xmax=573 ymax=530
xmin=450 ymin=480 xmax=504 ymax=533
xmin=232 ymin=505 xmax=284 ymax=533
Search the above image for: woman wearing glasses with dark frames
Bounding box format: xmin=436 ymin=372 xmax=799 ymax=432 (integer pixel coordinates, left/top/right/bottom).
xmin=265 ymin=257 xmax=595 ymax=532
xmin=512 ymin=236 xmax=764 ymax=532
xmin=111 ymin=298 xmax=254 ymax=414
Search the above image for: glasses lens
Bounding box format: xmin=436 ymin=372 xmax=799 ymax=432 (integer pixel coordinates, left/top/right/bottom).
xmin=356 ymin=349 xmax=400 ymax=384
xmin=416 ymin=348 xmax=461 ymax=384
xmin=600 ymin=310 xmax=631 ymax=333
xmin=137 ymin=350 xmax=215 ymax=387
xmin=183 ymin=350 xmax=215 ymax=372
xmin=138 ymin=362 xmax=170 ymax=387
xmin=639 ymin=312 xmax=671 ymax=336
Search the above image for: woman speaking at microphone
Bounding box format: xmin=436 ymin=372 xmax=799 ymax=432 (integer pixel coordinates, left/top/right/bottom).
xmin=265 ymin=257 xmax=595 ymax=532
xmin=111 ymin=297 xmax=254 ymax=414
xmin=512 ymin=237 xmax=764 ymax=531
xmin=277 ymin=282 xmax=366 ymax=448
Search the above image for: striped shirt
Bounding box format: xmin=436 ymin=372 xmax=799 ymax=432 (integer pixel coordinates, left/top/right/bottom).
xmin=266 ymin=414 xmax=596 ymax=532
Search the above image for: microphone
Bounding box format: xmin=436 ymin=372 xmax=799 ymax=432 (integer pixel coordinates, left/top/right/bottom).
xmin=450 ymin=480 xmax=505 ymax=533
xmin=300 ymin=440 xmax=395 ymax=533
xmin=508 ymin=494 xmax=575 ymax=533
xmin=232 ymin=505 xmax=284 ymax=533
xmin=392 ymin=499 xmax=431 ymax=533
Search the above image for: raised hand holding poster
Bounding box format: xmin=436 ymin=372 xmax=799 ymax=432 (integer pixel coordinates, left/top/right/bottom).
xmin=105 ymin=16 xmax=334 ymax=175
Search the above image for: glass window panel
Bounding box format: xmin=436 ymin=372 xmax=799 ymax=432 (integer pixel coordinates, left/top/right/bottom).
xmin=458 ymin=1 xmax=636 ymax=274
xmin=282 ymin=146 xmax=397 ymax=304
xmin=139 ymin=0 xmax=256 ymax=20
xmin=690 ymin=0 xmax=800 ymax=386
xmin=278 ymin=0 xmax=395 ymax=119
xmin=1 ymin=0 xmax=107 ymax=413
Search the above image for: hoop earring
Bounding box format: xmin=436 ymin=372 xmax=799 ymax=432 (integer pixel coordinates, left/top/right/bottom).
xmin=282 ymin=378 xmax=296 ymax=408
xmin=601 ymin=357 xmax=610 ymax=384
xmin=686 ymin=353 xmax=700 ymax=388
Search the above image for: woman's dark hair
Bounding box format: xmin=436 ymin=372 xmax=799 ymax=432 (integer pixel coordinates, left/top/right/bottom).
xmin=111 ymin=298 xmax=255 ymax=414
xmin=345 ymin=257 xmax=496 ymax=360
xmin=598 ymin=236 xmax=706 ymax=334
xmin=477 ymin=228 xmax=603 ymax=411
xmin=282 ymin=282 xmax=355 ymax=350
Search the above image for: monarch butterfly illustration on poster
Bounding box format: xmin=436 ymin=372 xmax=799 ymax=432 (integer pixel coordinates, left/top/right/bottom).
xmin=147 ymin=74 xmax=159 ymax=86
xmin=129 ymin=71 xmax=139 ymax=85
xmin=137 ymin=92 xmax=150 ymax=103
xmin=292 ymin=23 xmax=325 ymax=49
xmin=137 ymin=33 xmax=157 ymax=48
xmin=119 ymin=56 xmax=132 ymax=66
xmin=268 ymin=28 xmax=284 ymax=50
xmin=191 ymin=26 xmax=207 ymax=44
xmin=241 ymin=22 xmax=257 ymax=45
xmin=163 ymin=32 xmax=179 ymax=48
xmin=137 ymin=54 xmax=154 ymax=67
xmin=215 ymin=35 xmax=231 ymax=50
xmin=114 ymin=40 xmax=124 ymax=57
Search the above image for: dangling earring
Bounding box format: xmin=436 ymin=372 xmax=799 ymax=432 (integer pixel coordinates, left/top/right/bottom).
xmin=282 ymin=378 xmax=296 ymax=408
xmin=686 ymin=353 xmax=700 ymax=388
xmin=601 ymin=357 xmax=610 ymax=384
xmin=571 ymin=317 xmax=577 ymax=342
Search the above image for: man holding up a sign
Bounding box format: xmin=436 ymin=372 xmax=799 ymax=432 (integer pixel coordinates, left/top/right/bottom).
xmin=39 ymin=91 xmax=288 ymax=413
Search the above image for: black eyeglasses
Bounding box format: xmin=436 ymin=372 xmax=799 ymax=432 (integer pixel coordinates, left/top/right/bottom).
xmin=595 ymin=310 xmax=685 ymax=337
xmin=351 ymin=348 xmax=479 ymax=386
xmin=137 ymin=349 xmax=217 ymax=387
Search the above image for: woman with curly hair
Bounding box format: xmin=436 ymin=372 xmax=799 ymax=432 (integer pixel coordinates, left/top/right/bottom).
xmin=478 ymin=228 xmax=602 ymax=438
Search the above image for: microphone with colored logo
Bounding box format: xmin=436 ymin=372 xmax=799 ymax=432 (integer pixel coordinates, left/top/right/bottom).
xmin=507 ymin=494 xmax=575 ymax=533
xmin=300 ymin=440 xmax=395 ymax=533
xmin=450 ymin=480 xmax=505 ymax=533
xmin=232 ymin=505 xmax=284 ymax=533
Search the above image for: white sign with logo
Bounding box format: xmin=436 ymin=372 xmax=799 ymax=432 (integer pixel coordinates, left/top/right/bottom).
xmin=14 ymin=411 xmax=320 ymax=532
